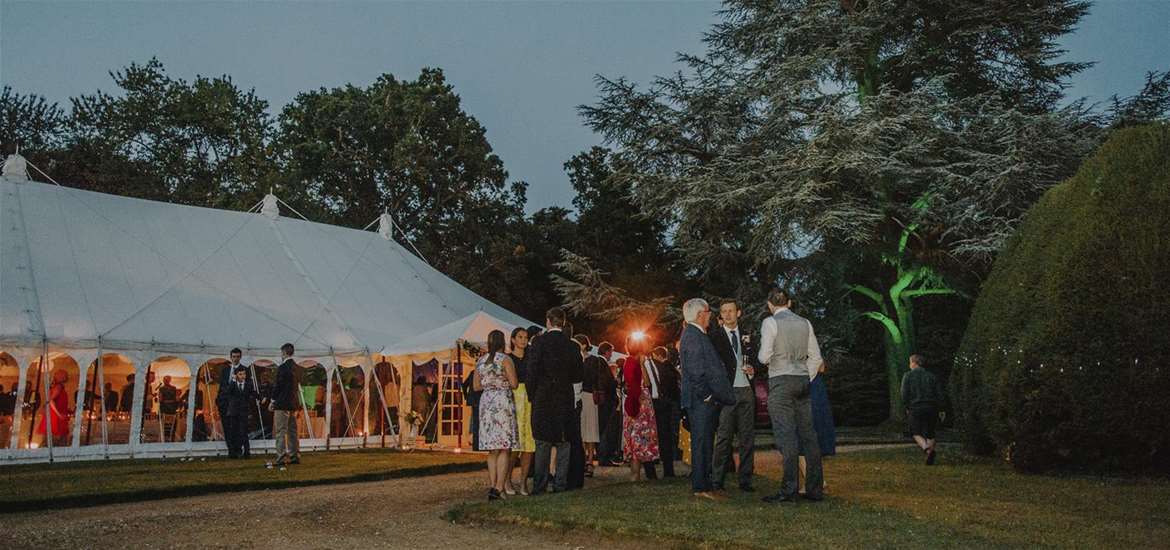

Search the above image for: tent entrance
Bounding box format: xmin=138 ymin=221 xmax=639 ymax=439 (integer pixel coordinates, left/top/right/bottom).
xmin=436 ymin=358 xmax=468 ymax=449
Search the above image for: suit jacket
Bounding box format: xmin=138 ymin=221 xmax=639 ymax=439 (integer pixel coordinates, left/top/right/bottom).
xmin=582 ymin=355 xmax=606 ymax=394
xmin=222 ymin=378 xmax=258 ymax=418
xmin=656 ymin=356 xmax=681 ymax=405
xmin=680 ymin=324 xmax=735 ymax=411
xmin=271 ymin=358 xmax=299 ymax=411
xmin=709 ymin=325 xmax=756 ymax=384
xmin=217 ymin=363 xmax=246 ymax=410
xmin=525 ymin=329 xmax=583 ymax=442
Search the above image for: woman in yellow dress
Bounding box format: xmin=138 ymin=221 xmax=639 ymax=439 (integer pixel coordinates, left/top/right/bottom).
xmin=507 ymin=327 xmax=536 ymax=495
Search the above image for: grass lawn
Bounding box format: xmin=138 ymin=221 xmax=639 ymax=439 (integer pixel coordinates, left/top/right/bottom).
xmin=0 ymin=449 xmax=484 ymax=513
xmin=450 ymin=447 xmax=1170 ymax=549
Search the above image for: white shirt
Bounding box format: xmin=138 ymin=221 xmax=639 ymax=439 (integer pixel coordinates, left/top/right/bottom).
xmin=722 ymin=325 xmax=750 ymax=388
xmin=643 ymin=358 xmax=661 ymax=399
xmin=757 ymin=307 xmax=823 ymax=380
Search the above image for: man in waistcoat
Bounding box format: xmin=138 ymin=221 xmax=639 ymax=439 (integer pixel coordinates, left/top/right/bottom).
xmin=758 ymin=288 xmax=824 ymax=503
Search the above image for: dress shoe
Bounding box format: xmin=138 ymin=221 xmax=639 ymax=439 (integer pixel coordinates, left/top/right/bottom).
xmin=761 ymin=493 xmax=798 ymax=504
xmin=801 ymin=493 xmax=824 ymax=502
xmin=926 ymin=448 xmax=937 ymax=465
xmin=739 ymin=484 xmax=755 ymax=493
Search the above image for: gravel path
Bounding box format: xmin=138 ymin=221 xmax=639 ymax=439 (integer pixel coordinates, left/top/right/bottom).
xmin=4 ymin=444 xmax=909 ymax=549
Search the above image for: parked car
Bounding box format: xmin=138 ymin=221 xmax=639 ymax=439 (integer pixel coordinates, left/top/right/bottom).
xmin=753 ymin=375 xmax=769 ymax=428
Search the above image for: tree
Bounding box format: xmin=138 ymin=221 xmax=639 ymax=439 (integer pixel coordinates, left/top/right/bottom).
xmin=65 ymin=58 xmax=275 ymax=209
xmin=581 ymin=0 xmax=1102 ymax=421
xmin=547 ymin=147 xmax=689 ymax=341
xmin=846 ymin=195 xmax=957 ymax=420
xmin=0 ymin=86 xmax=66 ymax=164
xmin=275 ymin=68 xmax=527 ymax=305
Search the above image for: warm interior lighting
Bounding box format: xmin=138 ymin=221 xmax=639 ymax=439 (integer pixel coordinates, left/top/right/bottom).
xmin=630 ymin=330 xmax=646 ymax=341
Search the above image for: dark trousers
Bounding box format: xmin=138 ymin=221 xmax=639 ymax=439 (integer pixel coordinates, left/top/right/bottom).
xmin=567 ymin=404 xmax=586 ymax=489
xmin=653 ymin=399 xmax=678 ymax=477
xmin=225 ymin=414 xmax=249 ymax=458
xmin=768 ymin=375 xmax=823 ymax=499
xmin=687 ymin=401 xmax=720 ymax=492
xmin=533 ymin=439 xmax=570 ymax=494
xmin=713 ymin=386 xmax=756 ymax=488
xmin=468 ymin=406 xmax=480 ymax=450
xmin=600 ymin=403 xmax=622 ymax=462
xmin=597 ymin=402 xmax=617 ymax=462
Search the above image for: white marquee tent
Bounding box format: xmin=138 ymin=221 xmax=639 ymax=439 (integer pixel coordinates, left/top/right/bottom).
xmin=0 ymin=154 xmax=532 ymax=462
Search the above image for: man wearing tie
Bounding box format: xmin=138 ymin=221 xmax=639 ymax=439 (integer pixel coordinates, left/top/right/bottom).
xmin=758 ymin=288 xmax=824 ymax=503
xmin=679 ymin=298 xmax=736 ymax=500
xmin=224 ymin=366 xmax=257 ymax=458
xmin=709 ymin=299 xmax=757 ymax=492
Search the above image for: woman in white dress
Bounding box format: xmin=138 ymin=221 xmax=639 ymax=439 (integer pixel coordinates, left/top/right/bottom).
xmin=474 ymin=330 xmax=519 ymax=500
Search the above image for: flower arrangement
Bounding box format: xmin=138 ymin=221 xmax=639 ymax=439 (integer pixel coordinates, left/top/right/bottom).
xmin=404 ymin=410 xmax=423 ymax=426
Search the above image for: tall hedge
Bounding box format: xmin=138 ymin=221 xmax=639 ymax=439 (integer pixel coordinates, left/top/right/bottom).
xmin=952 ymin=123 xmax=1170 ymax=474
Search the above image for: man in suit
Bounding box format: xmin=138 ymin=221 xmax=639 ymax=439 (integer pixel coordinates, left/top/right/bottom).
xmin=648 ymin=346 xmax=681 ymax=477
xmin=709 ymin=299 xmax=758 ymax=492
xmin=267 ymin=343 xmax=301 ymax=470
xmin=594 ymin=342 xmax=620 ymax=466
xmin=679 ymin=298 xmax=736 ymax=500
xmin=223 ymin=366 xmax=257 ymax=458
xmin=525 ymin=307 xmax=584 ymax=495
xmin=758 ymin=288 xmax=824 ymax=503
xmin=217 ymin=348 xmax=246 ymax=443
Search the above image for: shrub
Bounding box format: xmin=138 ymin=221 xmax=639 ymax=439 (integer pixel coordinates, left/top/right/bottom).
xmin=826 ymin=355 xmax=889 ymax=427
xmin=953 ymin=123 xmax=1170 ymax=474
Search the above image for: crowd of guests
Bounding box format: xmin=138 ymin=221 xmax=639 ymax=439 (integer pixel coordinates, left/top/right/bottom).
xmin=467 ymin=288 xmax=883 ymax=503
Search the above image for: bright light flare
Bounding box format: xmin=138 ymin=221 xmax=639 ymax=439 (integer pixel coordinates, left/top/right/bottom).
xmin=630 ymin=330 xmax=647 ymax=341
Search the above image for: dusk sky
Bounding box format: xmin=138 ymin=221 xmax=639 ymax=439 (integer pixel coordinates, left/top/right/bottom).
xmin=2 ymin=0 xmax=1168 ymax=213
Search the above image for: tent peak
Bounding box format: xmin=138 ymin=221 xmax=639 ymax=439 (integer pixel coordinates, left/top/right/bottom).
xmin=2 ymin=153 xmax=29 ymax=181
xmin=261 ymin=192 xmax=280 ymax=219
xmin=378 ymin=211 xmax=393 ymax=240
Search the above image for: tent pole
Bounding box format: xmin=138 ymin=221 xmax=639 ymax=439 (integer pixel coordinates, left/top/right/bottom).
xmin=26 ymin=351 xmax=45 ymax=449
xmin=97 ymin=343 xmax=109 ymax=458
xmin=249 ymin=362 xmax=265 ymax=441
xmin=84 ymin=355 xmax=99 ymax=446
xmin=42 ymin=338 xmax=53 ymax=462
xmin=324 ymin=357 xmax=334 ymax=451
xmin=145 ymin=361 xmax=155 ymax=445
xmin=201 ymin=366 xmax=220 ymax=442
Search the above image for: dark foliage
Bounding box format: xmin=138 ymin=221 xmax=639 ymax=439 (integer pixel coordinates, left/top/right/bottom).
xmin=953 ymin=124 xmax=1170 ymax=473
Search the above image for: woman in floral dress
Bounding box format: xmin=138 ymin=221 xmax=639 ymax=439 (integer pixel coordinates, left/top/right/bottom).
xmin=474 ymin=330 xmax=519 ymax=500
xmin=622 ymin=339 xmax=659 ymax=482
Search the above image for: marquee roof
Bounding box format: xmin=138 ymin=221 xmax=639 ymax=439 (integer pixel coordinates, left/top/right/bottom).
xmin=0 ymin=155 xmax=532 ymax=358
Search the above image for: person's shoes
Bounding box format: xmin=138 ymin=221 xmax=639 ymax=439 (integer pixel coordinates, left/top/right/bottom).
xmin=519 ymin=486 xmax=530 ymax=496
xmin=761 ymin=493 xmax=798 ymax=504
xmin=926 ymin=447 xmax=937 ymax=465
xmin=290 ymin=457 xmax=301 ymax=465
xmin=278 ymin=465 xmax=287 ymax=472
xmin=739 ymin=484 xmax=755 ymax=493
xmin=801 ymin=493 xmax=824 ymax=502
xmin=504 ymin=485 xmax=517 ymax=496
xmin=264 ymin=462 xmax=275 ymax=469
xmin=488 ymin=488 xmax=501 ymax=501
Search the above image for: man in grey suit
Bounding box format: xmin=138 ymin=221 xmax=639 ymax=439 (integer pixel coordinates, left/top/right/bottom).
xmin=679 ymin=298 xmax=736 ymax=500
xmin=758 ymin=288 xmax=824 ymax=503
